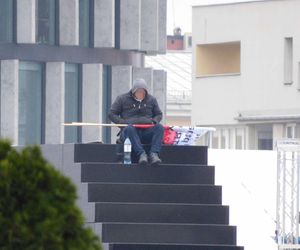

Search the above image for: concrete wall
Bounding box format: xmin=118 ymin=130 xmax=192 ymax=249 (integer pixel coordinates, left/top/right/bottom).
xmin=140 ymin=0 xmax=159 ymax=52
xmin=82 ymin=64 xmax=103 ymax=143
xmin=13 ymin=0 xmax=166 ymax=54
xmin=111 ymin=65 xmax=132 ymax=101
xmin=94 ymin=0 xmax=115 ymax=48
xmin=140 ymin=0 xmax=167 ymax=53
xmin=0 ymin=61 xmax=167 ymax=145
xmin=120 ymin=0 xmax=166 ymax=53
xmin=0 ymin=0 xmax=167 ymax=146
xmin=17 ymin=0 xmax=36 ymax=43
xmin=153 ymin=70 xmax=167 ymax=123
xmin=192 ymin=0 xmax=300 ymax=126
xmin=0 ymin=60 xmax=19 ymax=145
xmin=158 ymin=0 xmax=167 ymax=53
xmin=111 ymin=65 xmax=133 ymax=140
xmin=120 ymin=0 xmax=141 ymax=50
xmin=45 ymin=62 xmax=65 ymax=144
xmin=59 ymin=0 xmax=79 ymax=46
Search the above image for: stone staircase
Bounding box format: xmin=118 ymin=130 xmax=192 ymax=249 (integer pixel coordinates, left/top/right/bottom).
xmin=40 ymin=143 xmax=244 ymax=250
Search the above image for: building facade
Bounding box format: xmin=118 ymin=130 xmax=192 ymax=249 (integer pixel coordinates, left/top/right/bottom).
xmin=0 ymin=0 xmax=167 ymax=146
xmin=192 ymin=0 xmax=300 ymax=150
xmin=146 ymin=29 xmax=192 ymax=126
xmin=146 ymin=50 xmax=191 ymax=126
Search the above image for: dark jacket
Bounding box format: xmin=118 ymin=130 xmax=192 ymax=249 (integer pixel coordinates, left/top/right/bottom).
xmin=108 ymin=91 xmax=163 ymax=125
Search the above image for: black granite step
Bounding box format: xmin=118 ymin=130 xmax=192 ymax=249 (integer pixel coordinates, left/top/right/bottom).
xmin=95 ymin=202 xmax=229 ymax=224
xmin=109 ymin=244 xmax=244 ymax=250
xmin=88 ymin=183 xmax=222 ymax=204
xmin=81 ymin=163 xmax=215 ymax=184
xmin=102 ymin=223 xmax=237 ymax=245
xmin=74 ymin=144 xmax=208 ymax=165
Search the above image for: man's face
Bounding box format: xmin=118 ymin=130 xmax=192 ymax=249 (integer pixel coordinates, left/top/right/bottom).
xmin=134 ymin=89 xmax=146 ymax=101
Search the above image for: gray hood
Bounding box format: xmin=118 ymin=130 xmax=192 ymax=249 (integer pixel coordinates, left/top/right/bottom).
xmin=131 ymin=78 xmax=148 ymax=94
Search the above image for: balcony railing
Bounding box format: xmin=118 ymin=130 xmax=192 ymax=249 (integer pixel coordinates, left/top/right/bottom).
xmin=167 ymin=90 xmax=191 ymax=103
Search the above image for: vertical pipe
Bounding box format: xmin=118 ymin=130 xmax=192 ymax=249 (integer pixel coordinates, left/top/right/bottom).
xmin=282 ymin=152 xmax=286 ymax=244
xmin=277 ymin=150 xmax=282 ymax=244
xmin=291 ymin=152 xmax=295 ymax=243
xmin=296 ymin=152 xmax=300 ymax=244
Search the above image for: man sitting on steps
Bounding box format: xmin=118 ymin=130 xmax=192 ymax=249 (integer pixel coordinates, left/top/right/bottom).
xmin=108 ymin=78 xmax=164 ymax=166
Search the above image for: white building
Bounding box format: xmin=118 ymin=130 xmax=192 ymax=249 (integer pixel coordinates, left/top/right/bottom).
xmin=192 ymin=0 xmax=300 ymax=150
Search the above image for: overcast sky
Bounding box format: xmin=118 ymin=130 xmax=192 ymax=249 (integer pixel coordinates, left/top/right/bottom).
xmin=167 ymin=0 xmax=262 ymax=34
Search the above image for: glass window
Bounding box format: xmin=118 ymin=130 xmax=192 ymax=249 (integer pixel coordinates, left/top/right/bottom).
xmin=284 ymin=37 xmax=293 ymax=85
xmin=65 ymin=63 xmax=81 ymax=143
xmin=257 ymin=125 xmax=273 ymax=150
xmin=296 ymin=124 xmax=300 ymax=138
xmin=236 ymin=135 xmax=243 ymax=149
xmin=212 ymin=133 xmax=218 ymax=149
xmin=36 ymin=0 xmax=56 ymax=45
xmin=221 ymin=131 xmax=226 ymax=149
xmin=196 ymin=41 xmax=241 ymax=76
xmin=235 ymin=128 xmax=245 ymax=150
xmin=286 ymin=124 xmax=296 ymax=139
xmin=188 ymin=36 xmax=192 ymax=47
xmin=0 ymin=0 xmax=13 ymax=43
xmin=79 ymin=0 xmax=90 ymax=47
xmin=19 ymin=62 xmax=44 ymax=145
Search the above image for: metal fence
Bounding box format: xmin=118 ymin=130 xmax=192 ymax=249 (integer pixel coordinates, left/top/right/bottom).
xmin=276 ymin=139 xmax=300 ymax=250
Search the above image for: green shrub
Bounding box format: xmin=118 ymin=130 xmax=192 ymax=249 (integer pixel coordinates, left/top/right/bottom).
xmin=0 ymin=140 xmax=102 ymax=250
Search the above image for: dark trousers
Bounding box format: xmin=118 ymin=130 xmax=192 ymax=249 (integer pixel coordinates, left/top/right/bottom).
xmin=121 ymin=124 xmax=164 ymax=156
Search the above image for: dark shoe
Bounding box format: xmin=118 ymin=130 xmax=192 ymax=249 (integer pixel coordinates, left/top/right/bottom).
xmin=138 ymin=152 xmax=148 ymax=166
xmin=149 ymin=152 xmax=162 ymax=166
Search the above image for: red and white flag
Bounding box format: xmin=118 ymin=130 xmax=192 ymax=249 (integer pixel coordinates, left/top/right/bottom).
xmin=163 ymin=126 xmax=215 ymax=146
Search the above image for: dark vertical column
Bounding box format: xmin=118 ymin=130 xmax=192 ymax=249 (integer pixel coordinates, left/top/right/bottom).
xmin=114 ymin=0 xmax=121 ymax=49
